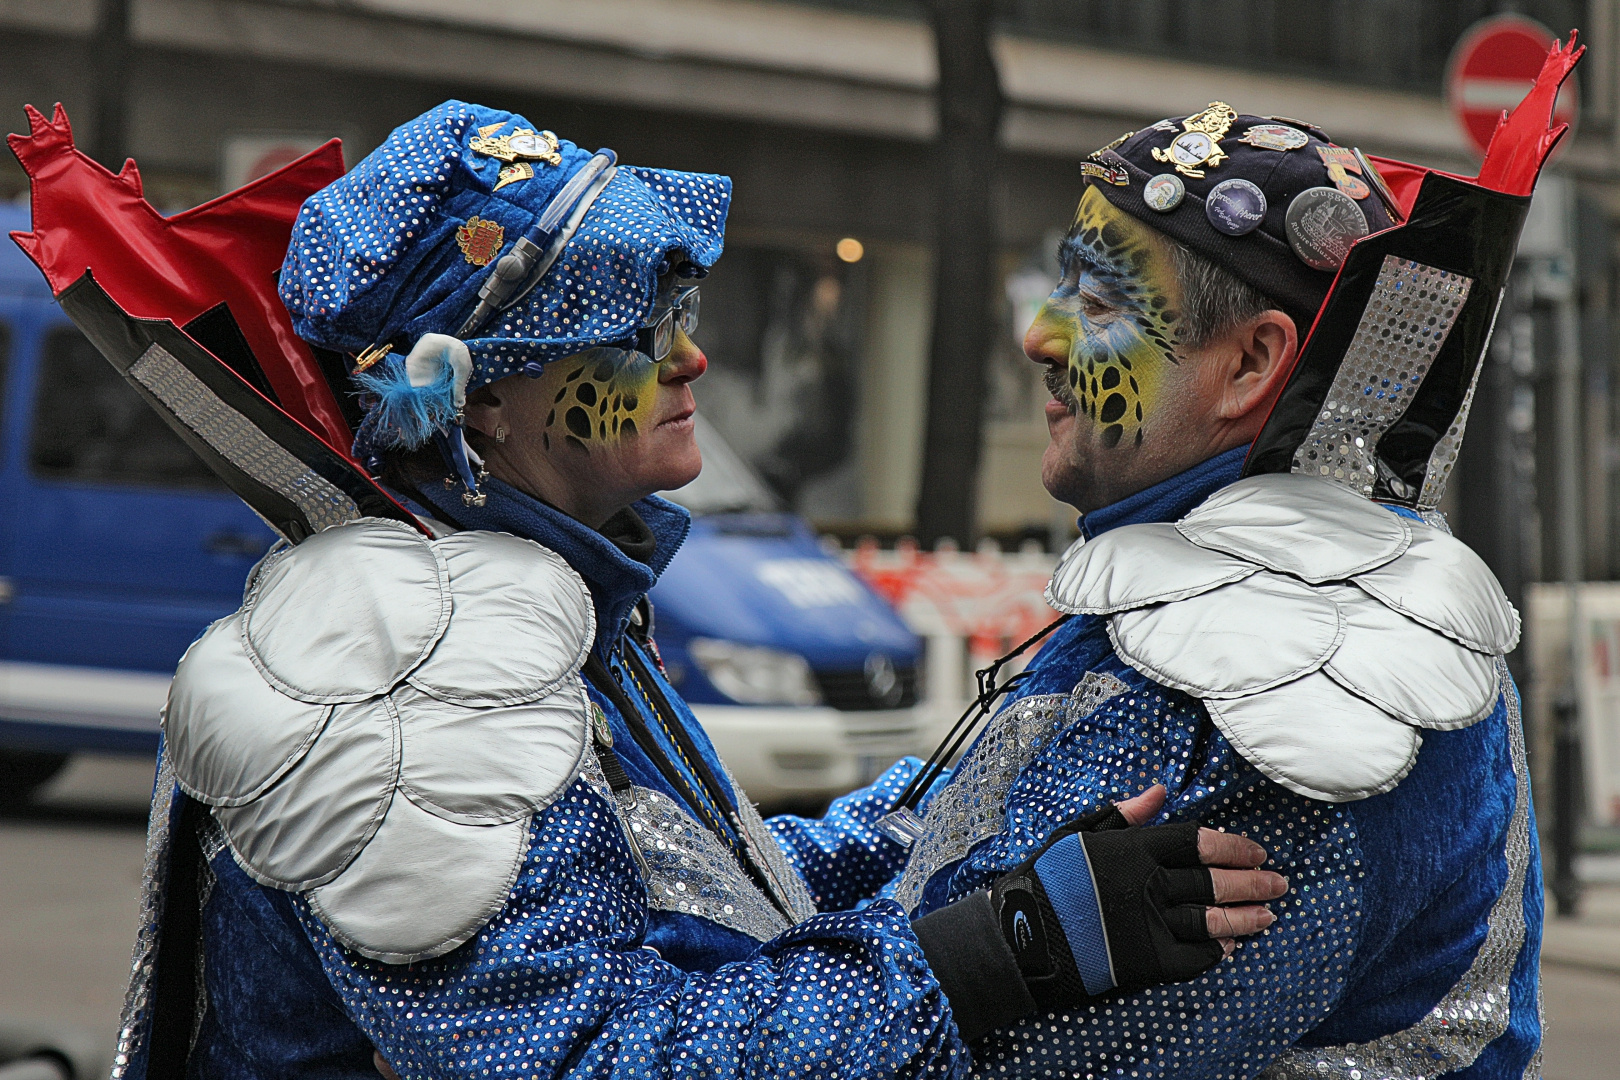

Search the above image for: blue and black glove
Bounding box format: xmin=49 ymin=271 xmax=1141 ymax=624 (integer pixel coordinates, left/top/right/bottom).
xmin=912 ymin=806 xmax=1223 ymax=1041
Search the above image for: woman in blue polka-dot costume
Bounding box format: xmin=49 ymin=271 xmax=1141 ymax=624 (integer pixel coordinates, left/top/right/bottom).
xmin=107 ymin=99 xmax=1285 ymax=1080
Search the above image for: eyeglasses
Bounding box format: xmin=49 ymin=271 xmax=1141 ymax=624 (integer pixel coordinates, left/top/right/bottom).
xmin=634 ymin=285 xmax=700 ymax=363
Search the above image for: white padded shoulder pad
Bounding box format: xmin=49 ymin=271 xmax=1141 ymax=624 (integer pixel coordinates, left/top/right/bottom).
xmin=244 ymin=519 xmax=452 ymax=704
xmin=1053 ymin=474 xmax=1518 ymax=802
xmin=1045 ymin=525 xmax=1259 ymax=615
xmin=1176 ymin=473 xmax=1410 ymax=582
xmin=165 ymin=520 xmax=596 ymax=962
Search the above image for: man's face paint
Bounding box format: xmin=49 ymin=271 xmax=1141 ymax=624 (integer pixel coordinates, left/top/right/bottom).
xmin=1028 ymin=186 xmax=1184 ymax=449
xmin=535 ymin=346 xmax=663 ymax=453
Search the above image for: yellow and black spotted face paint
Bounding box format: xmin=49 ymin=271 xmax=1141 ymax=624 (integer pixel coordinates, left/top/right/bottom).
xmin=537 ymin=346 xmax=662 ymax=453
xmin=1029 ymin=186 xmax=1184 ymax=449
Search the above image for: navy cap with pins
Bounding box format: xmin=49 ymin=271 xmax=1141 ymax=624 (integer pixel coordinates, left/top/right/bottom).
xmin=1083 ymin=104 xmax=1399 ymax=331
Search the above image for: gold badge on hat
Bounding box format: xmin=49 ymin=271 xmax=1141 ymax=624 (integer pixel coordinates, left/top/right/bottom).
xmin=1318 ymin=146 xmax=1371 ymax=200
xmin=470 ymin=125 xmax=563 ymax=166
xmin=456 ymin=216 xmax=506 ymax=266
xmin=493 ymin=162 xmax=533 ymax=192
xmin=1151 ymin=102 xmax=1237 ymax=179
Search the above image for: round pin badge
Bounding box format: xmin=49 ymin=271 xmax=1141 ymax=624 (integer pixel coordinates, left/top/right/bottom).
xmin=1143 ymin=173 xmax=1185 ymax=212
xmin=1238 ymin=123 xmax=1309 ymax=151
xmin=1205 ymin=178 xmax=1267 ymax=236
xmin=1285 ymin=186 xmax=1369 ymax=271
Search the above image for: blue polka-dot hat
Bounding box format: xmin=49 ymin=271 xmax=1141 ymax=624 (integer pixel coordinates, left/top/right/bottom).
xmin=279 ymin=99 xmax=730 ymax=393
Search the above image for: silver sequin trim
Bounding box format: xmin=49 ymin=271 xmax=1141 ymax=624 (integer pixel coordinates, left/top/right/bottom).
xmin=620 ymin=785 xmax=791 ymax=942
xmin=893 ymin=672 xmax=1129 ymax=914
xmin=111 ymin=752 xmax=178 ymax=1080
xmin=1290 ymin=256 xmax=1472 ymax=500
xmin=1260 ymin=660 xmax=1532 ymax=1080
xmin=128 ymin=345 xmax=360 ymax=535
xmin=583 ymin=754 xmax=807 ymax=939
xmin=725 ymin=764 xmax=819 ymax=924
xmin=1417 ymin=287 xmax=1503 ymax=510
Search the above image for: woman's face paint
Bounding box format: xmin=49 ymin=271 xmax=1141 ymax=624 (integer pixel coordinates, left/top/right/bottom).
xmin=533 ymin=346 xmax=663 ymax=453
xmin=1026 ymin=185 xmax=1184 ymax=450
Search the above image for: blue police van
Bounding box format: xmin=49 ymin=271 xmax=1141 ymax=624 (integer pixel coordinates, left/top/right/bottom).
xmin=0 ymin=204 xmax=926 ymax=808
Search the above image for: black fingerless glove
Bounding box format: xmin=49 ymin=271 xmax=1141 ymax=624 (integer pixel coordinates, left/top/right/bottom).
xmin=912 ymin=806 xmax=1221 ymax=1041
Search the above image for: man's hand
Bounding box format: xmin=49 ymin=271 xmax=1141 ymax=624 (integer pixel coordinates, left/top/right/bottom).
xmin=1114 ymin=784 xmax=1288 ymax=955
xmin=911 ymin=783 xmax=1287 ymax=1042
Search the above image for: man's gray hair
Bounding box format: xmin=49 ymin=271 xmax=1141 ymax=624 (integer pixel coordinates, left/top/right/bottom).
xmin=1166 ymin=240 xmax=1279 ymax=349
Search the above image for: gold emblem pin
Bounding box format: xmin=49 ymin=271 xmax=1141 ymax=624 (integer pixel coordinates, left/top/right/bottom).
xmin=469 ymin=126 xmax=562 ymax=166
xmin=1151 ymin=102 xmax=1237 ymax=179
xmin=493 ymin=162 xmax=533 ymax=192
xmin=456 ymin=216 xmax=506 ymax=266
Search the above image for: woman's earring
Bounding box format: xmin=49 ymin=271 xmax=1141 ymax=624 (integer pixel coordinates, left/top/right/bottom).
xmin=494 ymin=426 xmax=507 ymax=444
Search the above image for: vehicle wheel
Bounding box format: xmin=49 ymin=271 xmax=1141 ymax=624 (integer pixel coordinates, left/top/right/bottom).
xmin=0 ymin=750 xmax=69 ymax=808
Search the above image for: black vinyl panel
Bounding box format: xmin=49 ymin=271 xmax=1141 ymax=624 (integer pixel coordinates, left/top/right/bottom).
xmin=1245 ymin=174 xmax=1529 ymax=505
xmin=55 ymin=271 xmax=422 ymax=541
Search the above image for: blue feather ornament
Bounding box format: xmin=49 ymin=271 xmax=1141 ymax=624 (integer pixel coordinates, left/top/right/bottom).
xmin=352 ymin=355 xmax=459 ymax=450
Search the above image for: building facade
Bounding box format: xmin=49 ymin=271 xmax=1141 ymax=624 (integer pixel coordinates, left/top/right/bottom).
xmin=0 ymin=0 xmax=1608 ymax=567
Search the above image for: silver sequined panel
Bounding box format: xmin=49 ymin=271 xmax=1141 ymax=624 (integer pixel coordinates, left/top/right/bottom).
xmin=1417 ymin=287 xmax=1504 ymax=510
xmin=1260 ymin=663 xmax=1533 ymax=1080
xmin=894 ymin=672 xmax=1129 ymax=914
xmin=1291 ymin=256 xmax=1472 ymax=499
xmin=129 ymin=345 xmax=360 ymax=535
xmin=725 ymin=765 xmax=819 ymax=925
xmin=111 ymin=753 xmax=177 ymax=1080
xmin=615 ymin=784 xmax=791 ymax=943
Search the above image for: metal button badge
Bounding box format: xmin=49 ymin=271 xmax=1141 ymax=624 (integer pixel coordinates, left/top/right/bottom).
xmin=1143 ymin=173 xmax=1186 ymax=212
xmin=1205 ymin=178 xmax=1268 ymax=236
xmin=1285 ymin=186 xmax=1369 ymax=271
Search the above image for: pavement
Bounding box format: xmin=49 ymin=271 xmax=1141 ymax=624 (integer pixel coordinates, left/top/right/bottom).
xmin=2 ymin=754 xmax=1620 ymax=1079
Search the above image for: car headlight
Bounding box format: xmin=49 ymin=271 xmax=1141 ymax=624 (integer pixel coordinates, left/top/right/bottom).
xmin=687 ymin=638 xmax=823 ymax=706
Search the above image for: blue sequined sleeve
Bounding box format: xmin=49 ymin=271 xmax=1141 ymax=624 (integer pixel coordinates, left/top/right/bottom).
xmin=295 ymin=775 xmax=970 ymax=1080
xmin=764 ymin=757 xmax=928 ymax=911
xmin=908 ymin=674 xmax=1367 ymax=1080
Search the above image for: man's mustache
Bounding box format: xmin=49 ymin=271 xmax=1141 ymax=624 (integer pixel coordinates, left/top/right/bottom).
xmin=1044 ymin=363 xmax=1080 ymax=414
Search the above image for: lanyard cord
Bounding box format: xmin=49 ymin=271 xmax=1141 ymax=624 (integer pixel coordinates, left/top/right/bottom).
xmin=618 ymin=642 xmax=738 ymax=848
xmin=582 ymin=651 xmax=730 ymax=842
xmin=889 ymin=614 xmax=1073 ymax=816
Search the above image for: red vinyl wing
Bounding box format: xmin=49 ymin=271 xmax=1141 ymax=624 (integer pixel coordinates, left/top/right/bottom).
xmin=7 ymin=103 xmax=355 ymax=456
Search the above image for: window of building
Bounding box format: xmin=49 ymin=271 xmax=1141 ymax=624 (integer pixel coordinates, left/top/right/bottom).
xmin=29 ymin=325 xmax=222 ymax=489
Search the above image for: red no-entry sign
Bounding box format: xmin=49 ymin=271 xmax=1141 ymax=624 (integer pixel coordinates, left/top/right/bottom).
xmin=1447 ymin=15 xmax=1578 ymax=159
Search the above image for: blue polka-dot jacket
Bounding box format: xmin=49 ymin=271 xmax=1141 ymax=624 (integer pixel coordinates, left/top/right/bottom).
xmin=882 ymin=447 xmax=1544 ymax=1079
xmin=114 ymin=480 xmax=966 ymax=1080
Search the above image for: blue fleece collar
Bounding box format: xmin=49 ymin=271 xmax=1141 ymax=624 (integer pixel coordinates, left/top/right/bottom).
xmin=416 ymin=478 xmax=691 ymax=657
xmin=1079 ymin=445 xmax=1248 ymax=539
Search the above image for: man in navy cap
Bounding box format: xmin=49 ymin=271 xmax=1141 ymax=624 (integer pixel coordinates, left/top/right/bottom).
xmin=880 ymin=101 xmax=1549 ymax=1078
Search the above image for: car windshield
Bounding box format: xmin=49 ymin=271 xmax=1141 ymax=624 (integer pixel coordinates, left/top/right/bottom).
xmin=662 ymin=416 xmax=780 ymax=515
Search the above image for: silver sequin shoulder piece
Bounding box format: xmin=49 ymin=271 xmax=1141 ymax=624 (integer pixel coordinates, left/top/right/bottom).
xmin=1047 ymin=474 xmax=1520 ymax=803
xmin=164 ymin=517 xmax=597 ymax=963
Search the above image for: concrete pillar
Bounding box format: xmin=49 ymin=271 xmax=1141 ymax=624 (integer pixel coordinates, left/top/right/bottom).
xmin=857 ymin=243 xmax=934 ymax=530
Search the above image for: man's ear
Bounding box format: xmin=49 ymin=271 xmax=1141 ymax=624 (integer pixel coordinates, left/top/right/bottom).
xmin=462 ymin=383 xmax=504 ymax=441
xmin=1217 ymin=309 xmax=1298 ymax=426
